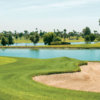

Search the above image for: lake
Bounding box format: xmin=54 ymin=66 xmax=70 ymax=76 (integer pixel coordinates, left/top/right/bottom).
xmin=0 ymin=48 xmax=100 ymax=61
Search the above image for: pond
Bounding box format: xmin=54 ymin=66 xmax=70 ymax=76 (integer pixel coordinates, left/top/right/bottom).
xmin=10 ymin=43 xmax=45 ymax=46
xmin=0 ymin=48 xmax=100 ymax=61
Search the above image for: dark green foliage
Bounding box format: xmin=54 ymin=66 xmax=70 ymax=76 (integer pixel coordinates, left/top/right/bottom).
xmin=83 ymin=27 xmax=91 ymax=36
xmin=43 ymin=32 xmax=56 ymax=45
xmin=63 ymin=29 xmax=67 ymax=41
xmin=30 ymin=33 xmax=39 ymax=45
xmin=84 ymin=35 xmax=90 ymax=42
xmin=1 ymin=36 xmax=8 ymax=46
xmin=19 ymin=33 xmax=23 ymax=39
xmin=8 ymin=35 xmax=14 ymax=45
xmin=40 ymin=30 xmax=45 ymax=37
xmin=24 ymin=30 xmax=29 ymax=40
xmin=15 ymin=35 xmax=18 ymax=39
xmin=61 ymin=42 xmax=71 ymax=45
xmin=84 ymin=34 xmax=96 ymax=42
xmin=51 ymin=41 xmax=71 ymax=45
xmin=89 ymin=34 xmax=96 ymax=42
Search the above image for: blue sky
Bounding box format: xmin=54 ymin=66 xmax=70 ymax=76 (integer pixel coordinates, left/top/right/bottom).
xmin=0 ymin=0 xmax=100 ymax=32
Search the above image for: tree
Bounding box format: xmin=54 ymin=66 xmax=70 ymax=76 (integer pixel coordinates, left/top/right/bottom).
xmin=90 ymin=34 xmax=96 ymax=42
xmin=84 ymin=35 xmax=90 ymax=42
xmin=30 ymin=33 xmax=39 ymax=45
xmin=55 ymin=29 xmax=63 ymax=37
xmin=68 ymin=32 xmax=74 ymax=40
xmin=43 ymin=32 xmax=56 ymax=45
xmin=84 ymin=34 xmax=96 ymax=43
xmin=14 ymin=30 xmax=18 ymax=40
xmin=8 ymin=35 xmax=14 ymax=45
xmin=24 ymin=30 xmax=28 ymax=34
xmin=40 ymin=30 xmax=44 ymax=37
xmin=15 ymin=35 xmax=18 ymax=40
xmin=63 ymin=29 xmax=67 ymax=41
xmin=94 ymin=30 xmax=98 ymax=34
xmin=1 ymin=37 xmax=7 ymax=46
xmin=83 ymin=27 xmax=91 ymax=36
xmin=35 ymin=28 xmax=38 ymax=33
xmin=24 ymin=30 xmax=29 ymax=39
xmin=53 ymin=36 xmax=61 ymax=42
xmin=19 ymin=33 xmax=23 ymax=40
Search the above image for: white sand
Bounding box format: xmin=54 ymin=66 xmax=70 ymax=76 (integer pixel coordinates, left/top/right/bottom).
xmin=33 ymin=62 xmax=100 ymax=92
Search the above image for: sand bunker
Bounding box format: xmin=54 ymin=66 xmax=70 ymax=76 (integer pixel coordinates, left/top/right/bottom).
xmin=33 ymin=62 xmax=100 ymax=92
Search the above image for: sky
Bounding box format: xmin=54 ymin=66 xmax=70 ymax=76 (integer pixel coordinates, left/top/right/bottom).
xmin=0 ymin=0 xmax=100 ymax=32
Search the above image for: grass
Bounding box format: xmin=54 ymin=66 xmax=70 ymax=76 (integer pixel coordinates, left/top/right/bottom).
xmin=14 ymin=37 xmax=43 ymax=43
xmin=0 ymin=56 xmax=100 ymax=100
xmin=1 ymin=42 xmax=100 ymax=49
xmin=0 ymin=57 xmax=16 ymax=65
xmin=14 ymin=37 xmax=84 ymax=43
xmin=63 ymin=37 xmax=84 ymax=42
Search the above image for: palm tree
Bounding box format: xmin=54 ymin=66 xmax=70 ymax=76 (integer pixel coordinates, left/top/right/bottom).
xmin=63 ymin=29 xmax=67 ymax=41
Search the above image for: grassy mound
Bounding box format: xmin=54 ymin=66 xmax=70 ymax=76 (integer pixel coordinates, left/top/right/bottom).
xmin=0 ymin=57 xmax=99 ymax=100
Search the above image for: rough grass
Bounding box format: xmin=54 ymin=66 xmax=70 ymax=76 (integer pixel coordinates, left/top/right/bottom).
xmin=14 ymin=37 xmax=43 ymax=43
xmin=0 ymin=57 xmax=100 ymax=100
xmin=1 ymin=42 xmax=100 ymax=49
xmin=1 ymin=39 xmax=100 ymax=49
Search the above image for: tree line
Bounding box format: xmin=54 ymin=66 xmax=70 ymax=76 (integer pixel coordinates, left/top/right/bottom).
xmin=0 ymin=27 xmax=100 ymax=46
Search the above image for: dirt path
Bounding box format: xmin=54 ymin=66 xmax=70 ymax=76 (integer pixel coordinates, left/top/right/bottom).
xmin=33 ymin=62 xmax=100 ymax=92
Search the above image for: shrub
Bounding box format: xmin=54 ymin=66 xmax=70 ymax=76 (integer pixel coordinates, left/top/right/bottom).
xmin=61 ymin=42 xmax=71 ymax=45
xmin=51 ymin=41 xmax=71 ymax=45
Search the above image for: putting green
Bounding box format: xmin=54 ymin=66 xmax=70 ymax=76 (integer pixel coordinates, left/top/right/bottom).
xmin=0 ymin=57 xmax=16 ymax=65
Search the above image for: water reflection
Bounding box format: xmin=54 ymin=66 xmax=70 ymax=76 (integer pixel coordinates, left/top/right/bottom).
xmin=0 ymin=48 xmax=100 ymax=61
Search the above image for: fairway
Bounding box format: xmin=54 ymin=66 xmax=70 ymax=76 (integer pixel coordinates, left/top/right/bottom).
xmin=0 ymin=57 xmax=100 ymax=100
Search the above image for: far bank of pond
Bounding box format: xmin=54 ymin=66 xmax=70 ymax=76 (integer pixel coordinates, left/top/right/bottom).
xmin=0 ymin=42 xmax=100 ymax=49
xmin=0 ymin=41 xmax=97 ymax=46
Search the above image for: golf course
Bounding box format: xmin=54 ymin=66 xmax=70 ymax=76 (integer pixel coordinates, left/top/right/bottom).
xmin=1 ymin=0 xmax=100 ymax=99
xmin=0 ymin=56 xmax=100 ymax=100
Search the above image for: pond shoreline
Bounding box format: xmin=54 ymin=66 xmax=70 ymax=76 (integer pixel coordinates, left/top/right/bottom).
xmin=0 ymin=45 xmax=100 ymax=49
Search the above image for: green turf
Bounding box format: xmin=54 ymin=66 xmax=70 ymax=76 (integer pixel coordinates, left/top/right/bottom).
xmin=14 ymin=37 xmax=43 ymax=43
xmin=14 ymin=37 xmax=84 ymax=43
xmin=0 ymin=57 xmax=100 ymax=100
xmin=0 ymin=57 xmax=16 ymax=65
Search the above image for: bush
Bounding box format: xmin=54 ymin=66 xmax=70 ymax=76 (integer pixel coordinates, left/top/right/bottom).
xmin=51 ymin=41 xmax=71 ymax=45
xmin=61 ymin=42 xmax=71 ymax=45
